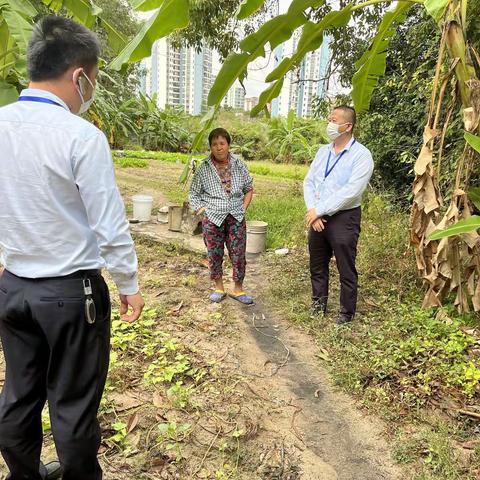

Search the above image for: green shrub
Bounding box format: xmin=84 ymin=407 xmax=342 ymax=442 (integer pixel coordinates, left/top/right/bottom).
xmin=113 ymin=157 xmax=148 ymax=168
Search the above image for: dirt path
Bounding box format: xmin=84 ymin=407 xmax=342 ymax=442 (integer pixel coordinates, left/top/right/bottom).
xmin=218 ymin=264 xmax=402 ymax=480
xmin=0 ymin=238 xmax=404 ymax=479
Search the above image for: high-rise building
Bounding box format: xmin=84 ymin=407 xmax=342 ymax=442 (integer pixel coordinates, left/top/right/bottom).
xmin=271 ymin=33 xmax=331 ymax=118
xmin=244 ymin=96 xmax=259 ymax=112
xmin=140 ymin=39 xmax=213 ymax=115
xmin=223 ymin=83 xmax=246 ymax=110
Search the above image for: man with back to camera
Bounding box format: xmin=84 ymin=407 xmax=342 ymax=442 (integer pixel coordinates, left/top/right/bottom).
xmin=0 ymin=15 xmax=145 ymax=480
xmin=304 ymin=106 xmax=374 ymax=325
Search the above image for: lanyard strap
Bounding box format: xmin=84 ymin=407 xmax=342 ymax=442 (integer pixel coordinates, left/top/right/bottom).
xmin=324 ymin=140 xmax=356 ymax=179
xmin=18 ymin=96 xmax=66 ymax=109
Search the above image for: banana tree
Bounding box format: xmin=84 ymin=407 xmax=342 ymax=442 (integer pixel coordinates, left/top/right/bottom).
xmin=267 ymin=109 xmax=324 ymax=163
xmin=0 ymin=0 xmax=126 ymax=106
xmin=111 ymin=0 xmax=480 ymax=311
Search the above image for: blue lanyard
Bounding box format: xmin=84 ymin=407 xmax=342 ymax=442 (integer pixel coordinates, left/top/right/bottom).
xmin=324 ymin=140 xmax=356 ymax=180
xmin=18 ymin=96 xmax=66 ymax=109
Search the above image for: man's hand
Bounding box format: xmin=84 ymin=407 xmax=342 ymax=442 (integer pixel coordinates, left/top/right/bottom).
xmin=0 ymin=267 xmax=4 ymax=277
xmin=311 ymin=218 xmax=327 ymax=232
xmin=195 ymin=207 xmax=205 ymax=216
xmin=305 ymin=208 xmax=319 ymax=227
xmin=119 ymin=292 xmax=145 ymax=323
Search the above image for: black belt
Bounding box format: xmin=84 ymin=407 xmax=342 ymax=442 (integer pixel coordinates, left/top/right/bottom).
xmin=62 ymin=269 xmax=101 ymax=279
xmin=6 ymin=269 xmax=101 ymax=281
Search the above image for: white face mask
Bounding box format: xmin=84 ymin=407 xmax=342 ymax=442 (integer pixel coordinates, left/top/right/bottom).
xmin=76 ymin=72 xmax=95 ymax=115
xmin=326 ymin=121 xmax=349 ymax=141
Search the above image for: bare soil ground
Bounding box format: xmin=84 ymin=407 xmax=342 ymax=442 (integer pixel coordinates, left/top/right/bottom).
xmin=0 ymin=237 xmax=404 ymax=479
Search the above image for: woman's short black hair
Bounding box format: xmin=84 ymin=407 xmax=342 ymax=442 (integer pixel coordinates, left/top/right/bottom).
xmin=208 ymin=128 xmax=231 ymax=146
xmin=28 ymin=15 xmax=100 ymax=82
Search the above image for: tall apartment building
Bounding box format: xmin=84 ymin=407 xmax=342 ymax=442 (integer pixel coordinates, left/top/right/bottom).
xmin=223 ymin=83 xmax=246 ymax=110
xmin=244 ymin=96 xmax=259 ymax=112
xmin=271 ymin=33 xmax=331 ymax=118
xmin=140 ymin=38 xmax=213 ymax=116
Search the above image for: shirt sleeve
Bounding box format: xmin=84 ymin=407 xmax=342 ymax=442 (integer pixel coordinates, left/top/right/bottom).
xmin=73 ymin=132 xmax=139 ymax=295
xmin=304 ymin=150 xmax=322 ymax=210
xmin=240 ymin=161 xmax=254 ymax=193
xmin=315 ymin=150 xmax=374 ymax=217
xmin=189 ymin=164 xmax=205 ymax=212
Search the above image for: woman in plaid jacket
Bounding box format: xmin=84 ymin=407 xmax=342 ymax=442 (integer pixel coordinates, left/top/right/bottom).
xmin=189 ymin=128 xmax=254 ymax=304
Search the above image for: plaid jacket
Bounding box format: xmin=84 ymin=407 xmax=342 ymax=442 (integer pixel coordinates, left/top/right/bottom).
xmin=189 ymin=154 xmax=253 ymax=227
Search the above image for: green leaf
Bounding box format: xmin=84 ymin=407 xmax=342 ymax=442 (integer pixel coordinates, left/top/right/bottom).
xmin=0 ymin=79 xmax=18 ymax=106
xmin=178 ymin=161 xmax=190 ymax=185
xmin=99 ymin=17 xmax=127 ymax=53
xmin=209 ymin=0 xmax=323 ymax=108
xmin=287 ymin=109 xmax=295 ymax=130
xmin=240 ymin=0 xmax=325 ymax=54
xmin=4 ymin=0 xmax=37 ymax=18
xmin=42 ymin=0 xmax=124 ymax=52
xmin=250 ymin=78 xmax=284 ymax=117
xmin=0 ymin=17 xmax=17 ymax=80
xmin=424 ymin=0 xmax=450 ymax=22
xmin=41 ymin=0 xmax=63 ymax=11
xmin=191 ymin=106 xmax=217 ymax=153
xmin=110 ymin=0 xmax=189 ymax=70
xmin=266 ymin=6 xmax=351 ymax=83
xmin=180 ymin=107 xmax=219 ymax=184
xmin=469 ymin=187 xmax=480 ymax=211
xmin=237 ymin=0 xmax=265 ymax=20
xmin=208 ymin=52 xmax=249 ymax=106
xmin=465 ymin=131 xmax=480 ymax=154
xmin=428 ymin=216 xmax=480 ymax=240
xmin=2 ymin=8 xmax=33 ymax=52
xmin=131 ymin=0 xmax=165 ymax=11
xmin=352 ymin=1 xmax=412 ymax=113
xmin=287 ymin=0 xmax=324 ymax=15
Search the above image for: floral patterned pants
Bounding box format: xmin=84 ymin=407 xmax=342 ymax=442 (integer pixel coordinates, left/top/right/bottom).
xmin=202 ymin=214 xmax=247 ymax=283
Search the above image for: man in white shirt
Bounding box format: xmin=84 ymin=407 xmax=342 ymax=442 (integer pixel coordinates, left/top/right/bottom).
xmin=304 ymin=106 xmax=374 ymax=325
xmin=0 ymin=16 xmax=144 ymax=480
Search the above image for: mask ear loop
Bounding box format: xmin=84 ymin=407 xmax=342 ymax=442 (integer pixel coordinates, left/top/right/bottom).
xmin=73 ymin=71 xmax=86 ymax=101
xmin=82 ymin=72 xmax=95 ymax=90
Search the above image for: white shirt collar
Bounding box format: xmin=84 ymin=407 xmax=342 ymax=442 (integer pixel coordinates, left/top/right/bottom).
xmin=328 ymin=136 xmax=356 ymax=154
xmin=19 ymin=88 xmax=70 ymax=112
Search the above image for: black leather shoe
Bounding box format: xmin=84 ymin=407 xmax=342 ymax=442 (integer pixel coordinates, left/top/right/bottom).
xmin=311 ymin=299 xmax=327 ymax=315
xmin=40 ymin=461 xmax=63 ymax=480
xmin=335 ymin=314 xmax=353 ymax=325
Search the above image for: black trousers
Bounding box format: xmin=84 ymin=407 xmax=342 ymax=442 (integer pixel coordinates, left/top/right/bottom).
xmin=0 ymin=270 xmax=111 ymax=480
xmin=308 ymin=207 xmax=361 ymax=317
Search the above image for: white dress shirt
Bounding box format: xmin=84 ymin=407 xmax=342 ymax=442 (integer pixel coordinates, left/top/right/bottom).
xmin=304 ymin=137 xmax=374 ymax=217
xmin=0 ymin=89 xmax=139 ymax=295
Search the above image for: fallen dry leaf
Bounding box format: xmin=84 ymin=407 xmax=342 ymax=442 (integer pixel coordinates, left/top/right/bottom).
xmin=167 ymin=301 xmax=184 ymax=316
xmin=127 ymin=413 xmax=139 ymax=434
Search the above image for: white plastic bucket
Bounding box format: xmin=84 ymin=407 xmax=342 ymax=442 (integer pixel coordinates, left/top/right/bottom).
xmin=132 ymin=195 xmax=153 ymax=222
xmin=246 ymin=221 xmax=268 ymax=254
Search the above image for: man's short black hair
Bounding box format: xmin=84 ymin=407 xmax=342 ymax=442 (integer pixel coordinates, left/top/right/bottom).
xmin=333 ymin=105 xmax=357 ymax=127
xmin=28 ymin=15 xmax=100 ymax=82
xmin=208 ymin=128 xmax=231 ymax=146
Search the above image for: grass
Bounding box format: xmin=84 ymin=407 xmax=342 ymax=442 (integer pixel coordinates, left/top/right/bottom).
xmin=262 ymin=191 xmax=480 ymax=479
xmin=115 ymin=149 xmax=307 ymax=249
xmin=119 ymin=149 xmax=309 ymax=180
xmin=247 ymin=183 xmax=305 ymax=249
xmin=113 ymin=150 xmax=480 ymax=478
xmin=113 ymin=156 xmax=149 ymax=168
